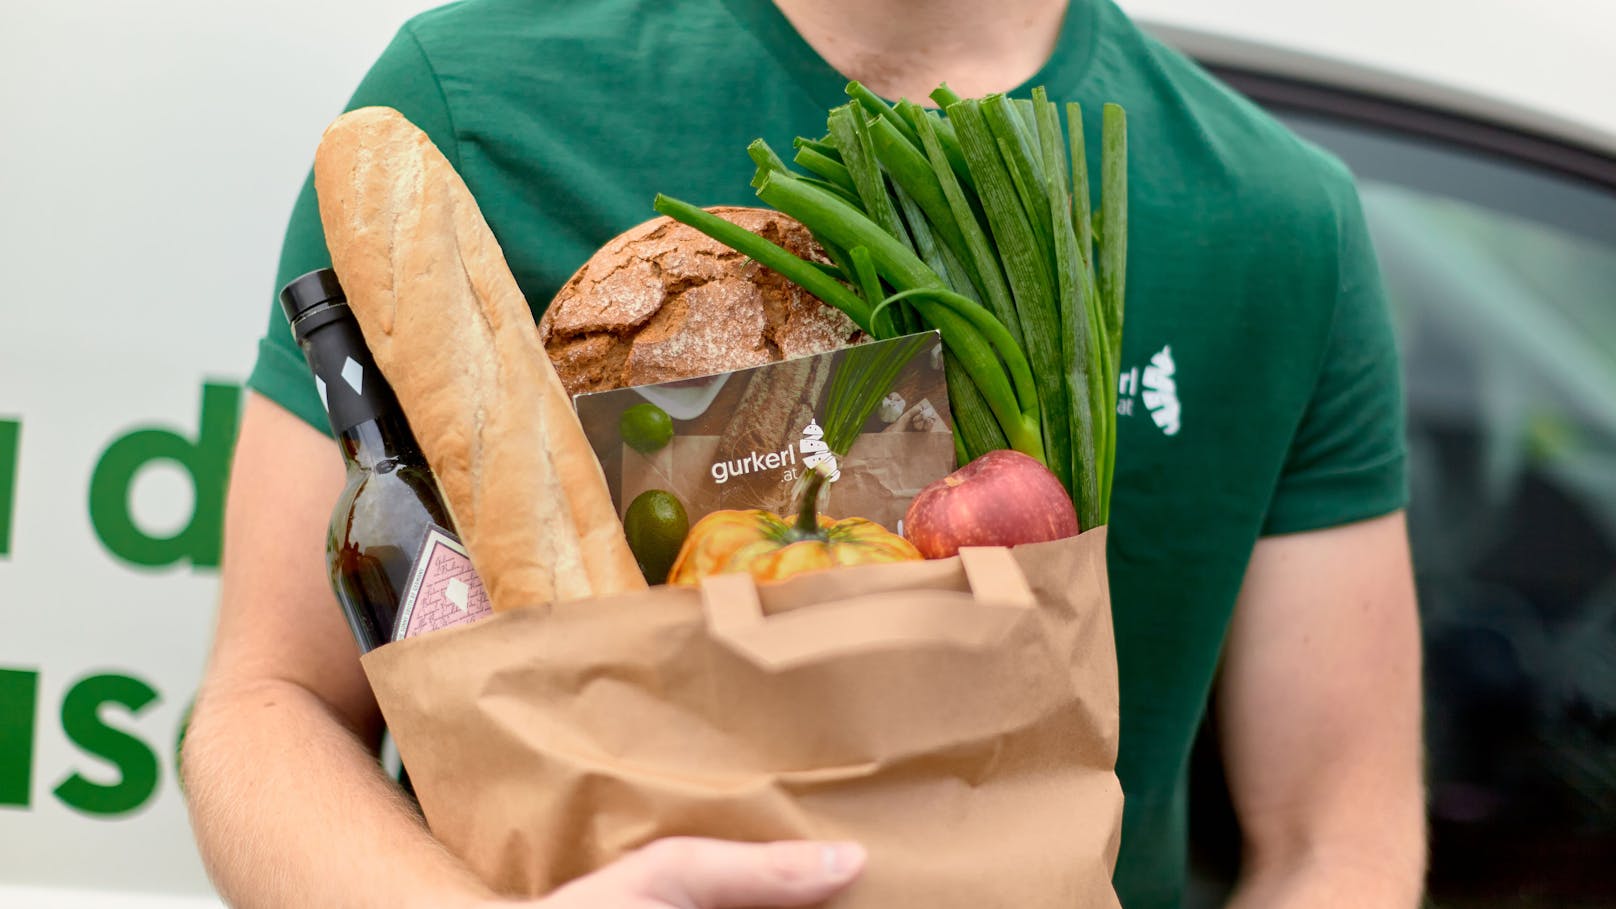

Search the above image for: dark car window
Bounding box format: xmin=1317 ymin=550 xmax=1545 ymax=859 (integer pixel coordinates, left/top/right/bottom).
xmin=1189 ymin=90 xmax=1616 ymax=907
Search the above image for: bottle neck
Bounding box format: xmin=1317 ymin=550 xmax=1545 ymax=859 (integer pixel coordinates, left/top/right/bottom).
xmin=338 ymin=414 xmax=423 ymax=470
xmin=293 ymin=304 xmax=422 ymax=470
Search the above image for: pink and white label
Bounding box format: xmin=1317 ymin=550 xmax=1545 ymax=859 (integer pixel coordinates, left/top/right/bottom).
xmin=393 ymin=527 xmax=492 ymax=641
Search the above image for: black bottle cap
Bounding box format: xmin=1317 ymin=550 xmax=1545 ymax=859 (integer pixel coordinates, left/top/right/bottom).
xmin=279 ymin=268 xmax=350 ymax=339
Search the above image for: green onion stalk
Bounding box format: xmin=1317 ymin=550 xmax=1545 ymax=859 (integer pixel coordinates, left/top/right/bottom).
xmin=653 ymin=83 xmax=1127 ymax=528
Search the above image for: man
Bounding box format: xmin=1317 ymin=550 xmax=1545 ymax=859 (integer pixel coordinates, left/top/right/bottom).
xmin=182 ymin=0 xmax=1427 ymax=905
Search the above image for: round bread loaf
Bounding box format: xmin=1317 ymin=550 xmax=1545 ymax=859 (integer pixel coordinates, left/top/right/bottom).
xmin=539 ymin=207 xmax=864 ymax=396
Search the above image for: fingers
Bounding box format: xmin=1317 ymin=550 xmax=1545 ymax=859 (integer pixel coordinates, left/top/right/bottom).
xmin=632 ymin=838 xmax=866 ymax=908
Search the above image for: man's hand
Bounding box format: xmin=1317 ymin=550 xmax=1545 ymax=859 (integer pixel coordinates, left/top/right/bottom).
xmin=1220 ymin=511 xmax=1427 ymax=907
xmin=480 ymin=839 xmax=866 ymax=909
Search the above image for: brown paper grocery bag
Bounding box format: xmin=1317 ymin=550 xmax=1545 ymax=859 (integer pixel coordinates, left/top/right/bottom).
xmin=362 ymin=527 xmax=1122 ymax=907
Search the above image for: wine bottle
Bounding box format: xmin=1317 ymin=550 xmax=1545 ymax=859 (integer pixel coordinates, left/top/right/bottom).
xmin=279 ymin=268 xmax=463 ymax=652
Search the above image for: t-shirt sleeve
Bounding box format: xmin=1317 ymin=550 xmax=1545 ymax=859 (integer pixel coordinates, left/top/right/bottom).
xmin=1261 ymin=169 xmax=1408 ymax=536
xmin=246 ymin=22 xmax=460 ymax=436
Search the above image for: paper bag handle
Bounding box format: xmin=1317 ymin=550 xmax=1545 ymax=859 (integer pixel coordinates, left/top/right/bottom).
xmin=698 ymin=548 xmax=1037 ymax=669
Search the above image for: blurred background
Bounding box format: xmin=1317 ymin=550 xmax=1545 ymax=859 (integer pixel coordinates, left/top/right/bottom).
xmin=1 ymin=1 xmax=1611 ymax=906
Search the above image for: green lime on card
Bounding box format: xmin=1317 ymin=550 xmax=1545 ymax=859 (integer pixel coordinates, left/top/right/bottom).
xmin=624 ymin=489 xmax=689 ymax=584
xmin=620 ymin=402 xmax=674 ymax=454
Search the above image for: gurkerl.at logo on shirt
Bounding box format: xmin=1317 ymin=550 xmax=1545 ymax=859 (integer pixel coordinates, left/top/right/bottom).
xmin=1117 ymin=345 xmax=1181 ymax=436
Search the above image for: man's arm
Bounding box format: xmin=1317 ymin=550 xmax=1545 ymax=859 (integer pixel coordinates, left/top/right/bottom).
xmin=1219 ymin=511 xmax=1427 ymax=908
xmin=182 ymin=392 xmax=502 ymax=908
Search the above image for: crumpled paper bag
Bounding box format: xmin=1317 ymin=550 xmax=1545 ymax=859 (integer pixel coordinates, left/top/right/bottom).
xmin=362 ymin=529 xmax=1123 ymax=907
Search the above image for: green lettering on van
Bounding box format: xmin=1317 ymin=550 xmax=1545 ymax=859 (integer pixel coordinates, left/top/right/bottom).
xmin=0 ymin=419 xmax=18 ymax=558
xmin=88 ymin=382 xmax=240 ymax=569
xmin=0 ymin=668 xmax=38 ymax=807
xmin=54 ymin=673 xmax=161 ymax=817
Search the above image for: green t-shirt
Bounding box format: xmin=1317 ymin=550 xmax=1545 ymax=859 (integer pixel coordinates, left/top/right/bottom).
xmin=249 ymin=0 xmax=1407 ymax=904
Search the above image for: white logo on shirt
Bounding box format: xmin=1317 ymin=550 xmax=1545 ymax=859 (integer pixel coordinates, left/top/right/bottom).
xmin=1116 ymin=344 xmax=1182 ymax=436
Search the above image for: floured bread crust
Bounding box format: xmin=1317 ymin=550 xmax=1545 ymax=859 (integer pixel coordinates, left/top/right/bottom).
xmin=540 ymin=207 xmax=863 ymax=396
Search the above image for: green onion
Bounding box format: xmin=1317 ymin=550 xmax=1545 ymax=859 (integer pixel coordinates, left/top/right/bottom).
xmin=746 ymin=139 xmax=790 ymax=190
xmin=982 ymin=95 xmax=1055 ymax=268
xmin=944 ymin=348 xmax=1011 ymax=456
xmin=847 ymin=246 xmax=897 ymax=337
xmin=891 ymin=183 xmax=970 ymax=301
xmin=653 ymin=83 xmax=1128 ymax=520
xmin=877 ymin=287 xmax=1037 ymax=418
xmin=894 ymin=98 xmax=975 ymax=195
xmin=793 ymin=135 xmax=843 ymax=162
xmin=913 ymin=112 xmax=1020 ymax=345
xmin=944 ymin=100 xmax=1048 ymax=334
xmin=1097 ymin=103 xmax=1128 ymax=514
xmin=1035 ymin=88 xmax=1099 ymax=530
xmin=846 ymin=81 xmax=921 ymax=149
xmin=795 ymin=176 xmax=863 ymax=209
xmin=792 ymin=145 xmax=858 ymax=197
xmin=863 ymin=114 xmax=980 ymax=292
xmin=805 ymin=258 xmax=848 ymax=281
xmin=1067 ymin=101 xmax=1113 ymax=522
xmin=1014 ymin=99 xmax=1042 ymax=168
xmin=949 ymin=97 xmax=1073 ymax=493
xmin=826 ymin=106 xmax=913 ymax=251
xmin=753 ymin=169 xmax=936 ymax=291
xmin=749 ymin=172 xmax=1042 ymax=459
xmin=1068 ymin=103 xmax=1093 ymax=267
xmin=652 ymin=194 xmax=874 ymax=334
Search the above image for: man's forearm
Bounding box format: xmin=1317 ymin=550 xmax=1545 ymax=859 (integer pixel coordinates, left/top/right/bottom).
xmin=183 ymin=676 xmax=497 ymax=909
xmin=1222 ymin=759 xmax=1427 ymax=909
xmin=1225 ymin=844 xmax=1425 ymax=909
xmin=1218 ymin=515 xmax=1428 ymax=909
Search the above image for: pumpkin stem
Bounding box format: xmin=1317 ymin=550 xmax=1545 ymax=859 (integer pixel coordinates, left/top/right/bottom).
xmin=787 ymin=464 xmax=832 ymax=541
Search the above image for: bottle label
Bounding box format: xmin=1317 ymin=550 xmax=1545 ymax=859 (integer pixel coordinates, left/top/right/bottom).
xmin=392 ymin=526 xmax=492 ymax=642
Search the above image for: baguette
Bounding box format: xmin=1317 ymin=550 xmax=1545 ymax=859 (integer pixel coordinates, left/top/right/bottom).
xmin=312 ymin=106 xmax=645 ymax=610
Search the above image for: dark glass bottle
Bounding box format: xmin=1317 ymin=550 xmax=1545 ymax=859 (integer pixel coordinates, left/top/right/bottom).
xmin=280 ymin=268 xmax=456 ymax=653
